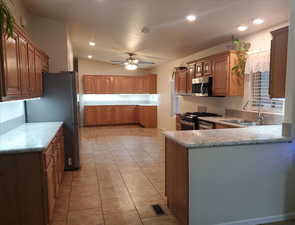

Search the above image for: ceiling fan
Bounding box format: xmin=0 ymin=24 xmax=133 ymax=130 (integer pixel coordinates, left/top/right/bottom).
xmin=111 ymin=53 xmax=155 ymax=70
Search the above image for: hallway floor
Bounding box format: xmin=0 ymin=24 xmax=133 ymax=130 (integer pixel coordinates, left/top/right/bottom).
xmin=51 ymin=125 xmax=179 ymax=225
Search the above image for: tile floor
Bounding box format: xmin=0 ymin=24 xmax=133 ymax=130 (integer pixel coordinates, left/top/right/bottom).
xmin=51 ymin=125 xmax=179 ymax=225
xmin=51 ymin=125 xmax=295 ymax=225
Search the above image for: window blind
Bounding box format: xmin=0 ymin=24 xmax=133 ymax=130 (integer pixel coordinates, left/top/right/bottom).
xmin=251 ymin=72 xmax=285 ymax=111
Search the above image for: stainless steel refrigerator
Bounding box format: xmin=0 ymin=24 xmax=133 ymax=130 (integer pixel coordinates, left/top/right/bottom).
xmin=25 ymin=71 xmax=81 ymax=170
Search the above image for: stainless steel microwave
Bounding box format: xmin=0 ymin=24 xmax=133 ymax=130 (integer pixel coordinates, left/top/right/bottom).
xmin=192 ymin=76 xmax=213 ymax=96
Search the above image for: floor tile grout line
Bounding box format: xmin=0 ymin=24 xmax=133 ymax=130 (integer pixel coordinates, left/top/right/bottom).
xmin=113 ymin=146 xmax=145 ymax=225
xmin=93 ymin=143 xmax=107 ymax=225
xmin=123 ymin=143 xmax=166 ymax=203
xmin=65 ymin=172 xmax=73 ymax=225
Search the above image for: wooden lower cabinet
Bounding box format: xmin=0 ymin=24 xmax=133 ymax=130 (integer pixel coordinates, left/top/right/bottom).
xmin=176 ymin=114 xmax=181 ymax=130
xmin=137 ymin=105 xmax=157 ymax=128
xmin=84 ymin=105 xmax=157 ymax=128
xmin=165 ymin=138 xmax=188 ymax=225
xmin=0 ymin=127 xmax=64 ymax=225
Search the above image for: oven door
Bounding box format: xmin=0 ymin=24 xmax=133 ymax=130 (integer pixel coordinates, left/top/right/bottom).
xmin=199 ymin=120 xmax=215 ymax=130
xmin=180 ymin=120 xmax=196 ymax=130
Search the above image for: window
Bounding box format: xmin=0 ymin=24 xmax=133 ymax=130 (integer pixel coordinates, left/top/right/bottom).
xmin=250 ymin=72 xmax=285 ymax=113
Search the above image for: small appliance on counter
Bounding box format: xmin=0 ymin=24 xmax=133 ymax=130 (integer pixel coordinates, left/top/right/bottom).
xmin=180 ymin=112 xmax=221 ymax=130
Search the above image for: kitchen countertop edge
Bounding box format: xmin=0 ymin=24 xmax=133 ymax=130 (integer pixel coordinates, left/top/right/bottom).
xmin=163 ymin=125 xmax=292 ymax=149
xmin=0 ymin=122 xmax=63 ymax=155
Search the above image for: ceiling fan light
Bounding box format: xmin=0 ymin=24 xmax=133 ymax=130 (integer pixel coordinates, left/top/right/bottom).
xmin=125 ymin=64 xmax=137 ymax=70
xmin=133 ymin=59 xmax=139 ymax=64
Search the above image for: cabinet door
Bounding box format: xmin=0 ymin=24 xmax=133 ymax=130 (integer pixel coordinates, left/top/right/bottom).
xmin=195 ymin=62 xmax=203 ymax=77
xmin=175 ymin=69 xmax=187 ymax=94
xmin=146 ymin=74 xmax=157 ymax=94
xmin=3 ymin=31 xmax=21 ymax=97
xmin=135 ymin=76 xmax=144 ymax=93
xmin=186 ymin=64 xmax=195 ymax=94
xmin=45 ymin=159 xmax=56 ymax=223
xmin=213 ymin=55 xmax=228 ymax=96
xmin=34 ymin=50 xmax=43 ymax=96
xmin=95 ymin=76 xmax=113 ymax=94
xmin=203 ymin=60 xmax=212 ymax=76
xmin=18 ymin=35 xmax=30 ymax=96
xmin=84 ymin=106 xmax=97 ymax=126
xmin=83 ymin=76 xmax=96 ymax=94
xmin=269 ymin=27 xmax=289 ymax=98
xmin=28 ymin=44 xmax=37 ymax=96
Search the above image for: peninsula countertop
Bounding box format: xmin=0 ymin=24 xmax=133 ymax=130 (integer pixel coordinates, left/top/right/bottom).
xmin=0 ymin=122 xmax=63 ymax=154
xmin=163 ymin=125 xmax=292 ymax=149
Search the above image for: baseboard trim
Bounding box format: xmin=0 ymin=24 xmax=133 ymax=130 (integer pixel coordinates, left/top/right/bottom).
xmin=215 ymin=212 xmax=295 ymax=225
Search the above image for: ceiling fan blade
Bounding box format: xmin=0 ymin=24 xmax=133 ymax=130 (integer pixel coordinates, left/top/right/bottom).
xmin=138 ymin=61 xmax=155 ymax=65
xmin=111 ymin=60 xmax=124 ymax=64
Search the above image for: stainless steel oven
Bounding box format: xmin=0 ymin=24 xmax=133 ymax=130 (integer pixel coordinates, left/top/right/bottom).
xmin=192 ymin=76 xmax=213 ymax=96
xmin=180 ymin=119 xmax=196 ymax=130
xmin=199 ymin=120 xmax=215 ymax=130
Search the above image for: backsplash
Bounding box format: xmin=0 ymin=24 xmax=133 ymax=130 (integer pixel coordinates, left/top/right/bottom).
xmin=0 ymin=100 xmax=25 ymax=135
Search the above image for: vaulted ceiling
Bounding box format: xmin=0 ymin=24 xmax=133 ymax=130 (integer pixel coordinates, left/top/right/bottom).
xmin=23 ymin=0 xmax=290 ymax=66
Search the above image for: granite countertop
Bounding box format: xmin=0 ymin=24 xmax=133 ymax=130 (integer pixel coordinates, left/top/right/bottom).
xmin=0 ymin=122 xmax=63 ymax=154
xmin=163 ymin=125 xmax=292 ymax=149
xmin=198 ymin=116 xmax=247 ymax=128
xmin=84 ymin=102 xmax=158 ymax=106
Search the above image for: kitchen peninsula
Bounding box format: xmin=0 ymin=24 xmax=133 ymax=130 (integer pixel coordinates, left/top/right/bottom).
xmin=164 ymin=126 xmax=295 ymax=225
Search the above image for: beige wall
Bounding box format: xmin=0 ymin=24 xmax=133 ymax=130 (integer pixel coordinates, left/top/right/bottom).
xmin=28 ymin=15 xmax=69 ymax=73
xmin=67 ymin=30 xmax=74 ymax=71
xmin=5 ymin=0 xmax=29 ymax=27
xmin=153 ymin=23 xmax=288 ymax=131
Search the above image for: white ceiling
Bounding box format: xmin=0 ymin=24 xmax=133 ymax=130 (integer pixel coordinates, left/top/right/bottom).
xmin=23 ymin=0 xmax=290 ymax=67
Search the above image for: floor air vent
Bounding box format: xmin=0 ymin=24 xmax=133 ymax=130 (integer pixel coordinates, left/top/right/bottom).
xmin=152 ymin=204 xmax=165 ymax=216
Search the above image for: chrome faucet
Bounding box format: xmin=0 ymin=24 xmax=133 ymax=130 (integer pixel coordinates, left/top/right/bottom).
xmin=256 ymin=107 xmax=264 ymax=125
xmin=242 ymin=100 xmax=249 ymax=111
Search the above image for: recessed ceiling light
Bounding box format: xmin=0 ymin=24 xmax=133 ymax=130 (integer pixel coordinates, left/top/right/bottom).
xmin=253 ymin=18 xmax=264 ymax=25
xmin=89 ymin=41 xmax=96 ymax=46
xmin=186 ymin=14 xmax=197 ymax=22
xmin=88 ymin=55 xmax=93 ymax=59
xmin=237 ymin=25 xmax=248 ymax=32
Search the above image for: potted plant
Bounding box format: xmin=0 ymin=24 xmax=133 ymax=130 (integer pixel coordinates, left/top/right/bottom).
xmin=0 ymin=0 xmax=14 ymax=37
xmin=232 ymin=39 xmax=251 ymax=76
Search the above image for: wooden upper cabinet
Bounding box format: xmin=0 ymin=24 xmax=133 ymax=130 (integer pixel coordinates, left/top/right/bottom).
xmin=269 ymin=26 xmax=289 ymax=98
xmin=83 ymin=75 xmax=96 ymax=94
xmin=34 ymin=50 xmax=43 ymax=96
xmin=212 ymin=55 xmax=228 ymax=96
xmin=211 ymin=51 xmax=244 ymax=97
xmin=195 ymin=62 xmax=203 ymax=77
xmin=186 ymin=64 xmax=195 ymax=94
xmin=3 ymin=31 xmax=21 ymax=97
xmin=18 ymin=35 xmax=30 ymax=97
xmin=83 ymin=74 xmax=157 ymax=94
xmin=0 ymin=24 xmax=49 ymax=101
xmin=28 ymin=44 xmax=37 ymax=96
xmin=203 ymin=60 xmax=212 ymax=76
xmin=175 ymin=69 xmax=187 ymax=95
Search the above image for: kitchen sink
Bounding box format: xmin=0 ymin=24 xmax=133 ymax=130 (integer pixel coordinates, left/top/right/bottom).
xmin=221 ymin=119 xmax=258 ymax=126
